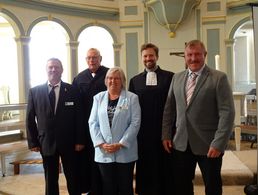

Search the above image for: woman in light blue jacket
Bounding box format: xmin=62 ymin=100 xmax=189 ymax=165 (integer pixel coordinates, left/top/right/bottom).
xmin=89 ymin=67 xmax=141 ymax=195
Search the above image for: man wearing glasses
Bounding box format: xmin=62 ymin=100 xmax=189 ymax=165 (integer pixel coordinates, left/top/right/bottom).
xmin=73 ymin=48 xmax=109 ymax=195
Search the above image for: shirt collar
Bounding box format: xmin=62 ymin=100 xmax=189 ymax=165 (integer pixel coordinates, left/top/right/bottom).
xmin=188 ymin=64 xmax=205 ymax=77
xmin=48 ymin=81 xmax=61 ymax=88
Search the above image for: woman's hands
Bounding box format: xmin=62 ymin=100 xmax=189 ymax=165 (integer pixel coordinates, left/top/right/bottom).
xmin=99 ymin=143 xmax=123 ymax=153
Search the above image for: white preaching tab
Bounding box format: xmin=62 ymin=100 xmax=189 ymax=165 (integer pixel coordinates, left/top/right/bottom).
xmin=146 ymin=72 xmax=157 ymax=86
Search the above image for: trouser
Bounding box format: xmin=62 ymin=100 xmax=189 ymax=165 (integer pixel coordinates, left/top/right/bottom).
xmin=172 ymin=145 xmax=223 ymax=195
xmin=98 ymin=162 xmax=135 ymax=195
xmin=42 ymin=151 xmax=79 ymax=195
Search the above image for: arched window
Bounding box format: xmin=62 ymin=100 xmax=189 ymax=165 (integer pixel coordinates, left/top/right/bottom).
xmin=233 ymin=21 xmax=255 ymax=93
xmin=29 ymin=21 xmax=69 ymax=87
xmin=78 ymin=26 xmax=114 ymax=73
xmin=0 ymin=16 xmax=18 ymax=104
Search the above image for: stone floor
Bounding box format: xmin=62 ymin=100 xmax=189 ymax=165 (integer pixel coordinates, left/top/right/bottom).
xmin=0 ymin=140 xmax=257 ymax=195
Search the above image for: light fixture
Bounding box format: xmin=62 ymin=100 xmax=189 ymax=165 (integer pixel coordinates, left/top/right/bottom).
xmin=144 ymin=0 xmax=201 ymax=38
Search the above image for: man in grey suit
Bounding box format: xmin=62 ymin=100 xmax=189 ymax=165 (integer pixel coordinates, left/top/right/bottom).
xmin=162 ymin=40 xmax=235 ymax=195
xmin=26 ymin=58 xmax=85 ymax=195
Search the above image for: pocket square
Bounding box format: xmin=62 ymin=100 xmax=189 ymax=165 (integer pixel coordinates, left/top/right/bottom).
xmin=65 ymin=102 xmax=74 ymax=106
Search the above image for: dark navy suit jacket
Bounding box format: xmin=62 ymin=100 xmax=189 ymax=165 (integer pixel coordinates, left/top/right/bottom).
xmin=26 ymin=81 xmax=84 ymax=156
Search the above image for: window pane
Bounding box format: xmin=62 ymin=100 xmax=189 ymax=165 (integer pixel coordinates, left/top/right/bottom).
xmin=30 ymin=21 xmax=68 ymax=87
xmin=0 ymin=16 xmax=18 ymax=104
xmin=78 ymin=26 xmax=114 ymax=73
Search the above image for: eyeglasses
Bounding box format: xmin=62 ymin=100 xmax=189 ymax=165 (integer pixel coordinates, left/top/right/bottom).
xmin=107 ymin=77 xmax=121 ymax=81
xmin=86 ymin=56 xmax=99 ymax=60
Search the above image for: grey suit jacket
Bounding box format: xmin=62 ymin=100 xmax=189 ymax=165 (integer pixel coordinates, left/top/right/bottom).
xmin=162 ymin=65 xmax=235 ymax=155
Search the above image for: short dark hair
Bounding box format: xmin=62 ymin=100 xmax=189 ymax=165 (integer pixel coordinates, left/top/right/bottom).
xmin=185 ymin=40 xmax=207 ymax=53
xmin=141 ymin=43 xmax=159 ymax=57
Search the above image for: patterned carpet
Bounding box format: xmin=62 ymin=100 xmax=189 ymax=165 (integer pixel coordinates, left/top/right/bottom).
xmin=0 ymin=173 xmax=68 ymax=195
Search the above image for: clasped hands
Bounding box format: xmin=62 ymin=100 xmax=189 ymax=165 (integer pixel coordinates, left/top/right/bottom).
xmin=99 ymin=143 xmax=123 ymax=154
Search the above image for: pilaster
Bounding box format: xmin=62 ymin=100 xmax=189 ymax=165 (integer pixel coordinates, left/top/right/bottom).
xmin=225 ymin=38 xmax=235 ymax=87
xmin=66 ymin=41 xmax=79 ymax=82
xmin=200 ymin=0 xmax=227 ymax=73
xmin=15 ymin=36 xmax=31 ymax=103
xmin=113 ymin=43 xmax=122 ymax=67
xmin=118 ymin=0 xmax=145 ymax=81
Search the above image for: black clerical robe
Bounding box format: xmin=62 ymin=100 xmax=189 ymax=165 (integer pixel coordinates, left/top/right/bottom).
xmin=129 ymin=66 xmax=174 ymax=195
xmin=72 ymin=65 xmax=108 ymax=194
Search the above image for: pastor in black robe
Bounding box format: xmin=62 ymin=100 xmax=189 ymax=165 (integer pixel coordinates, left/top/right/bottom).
xmin=72 ymin=65 xmax=108 ymax=194
xmin=129 ymin=66 xmax=174 ymax=195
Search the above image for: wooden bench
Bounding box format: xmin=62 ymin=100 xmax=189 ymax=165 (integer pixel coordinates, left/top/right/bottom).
xmin=10 ymin=158 xmax=62 ymax=175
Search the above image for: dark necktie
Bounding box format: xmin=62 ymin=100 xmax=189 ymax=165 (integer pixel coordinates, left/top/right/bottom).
xmin=49 ymin=86 xmax=56 ymax=112
xmin=186 ymin=73 xmax=198 ymax=105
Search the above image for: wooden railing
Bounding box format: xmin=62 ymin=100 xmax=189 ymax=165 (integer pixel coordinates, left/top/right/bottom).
xmin=0 ymin=103 xmax=27 ymax=111
xmin=0 ymin=103 xmax=27 ymax=142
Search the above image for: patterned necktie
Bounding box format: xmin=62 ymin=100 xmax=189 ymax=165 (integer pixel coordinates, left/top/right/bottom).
xmin=186 ymin=73 xmax=198 ymax=105
xmin=49 ymin=86 xmax=56 ymax=112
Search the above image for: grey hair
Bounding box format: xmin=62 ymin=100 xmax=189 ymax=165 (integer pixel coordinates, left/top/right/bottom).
xmin=105 ymin=67 xmax=126 ymax=89
xmin=46 ymin=58 xmax=63 ymax=68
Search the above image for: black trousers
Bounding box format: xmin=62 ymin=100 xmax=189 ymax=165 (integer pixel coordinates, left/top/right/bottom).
xmin=98 ymin=162 xmax=135 ymax=195
xmin=42 ymin=150 xmax=79 ymax=195
xmin=76 ymin=147 xmax=102 ymax=195
xmin=172 ymin=146 xmax=223 ymax=195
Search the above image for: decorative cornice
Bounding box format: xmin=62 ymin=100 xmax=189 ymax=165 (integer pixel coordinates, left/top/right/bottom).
xmin=44 ymin=0 xmax=118 ymax=11
xmin=0 ymin=0 xmax=119 ymax=20
xmin=202 ymin=15 xmax=226 ymax=24
xmin=227 ymin=0 xmax=258 ymax=9
xmin=227 ymin=0 xmax=257 ymax=14
xmin=119 ymin=20 xmax=143 ymax=28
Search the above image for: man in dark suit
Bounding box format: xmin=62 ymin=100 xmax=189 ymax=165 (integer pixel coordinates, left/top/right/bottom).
xmin=72 ymin=48 xmax=108 ymax=195
xmin=162 ymin=40 xmax=235 ymax=195
xmin=26 ymin=58 xmax=85 ymax=195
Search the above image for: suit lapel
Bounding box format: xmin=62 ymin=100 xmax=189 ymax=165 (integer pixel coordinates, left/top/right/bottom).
xmin=188 ymin=66 xmax=209 ymax=106
xmin=112 ymin=90 xmax=126 ymax=128
xmin=102 ymin=91 xmax=112 ymax=132
xmin=55 ymin=82 xmax=66 ymax=115
xmin=182 ymin=70 xmax=189 ymax=107
xmin=43 ymin=83 xmax=54 ymax=113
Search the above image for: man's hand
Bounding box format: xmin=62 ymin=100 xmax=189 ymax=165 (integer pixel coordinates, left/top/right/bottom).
xmin=207 ymin=147 xmax=221 ymax=158
xmin=162 ymin=140 xmax=173 ymax=153
xmin=75 ymin=144 xmax=85 ymax=151
xmin=30 ymin=147 xmax=40 ymax=152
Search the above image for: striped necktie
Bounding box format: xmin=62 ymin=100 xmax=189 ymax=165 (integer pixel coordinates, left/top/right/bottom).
xmin=186 ymin=73 xmax=198 ymax=105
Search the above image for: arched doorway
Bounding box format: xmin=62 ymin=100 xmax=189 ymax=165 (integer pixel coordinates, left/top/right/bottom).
xmin=233 ymin=21 xmax=255 ymax=93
